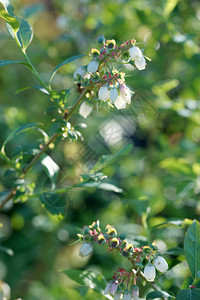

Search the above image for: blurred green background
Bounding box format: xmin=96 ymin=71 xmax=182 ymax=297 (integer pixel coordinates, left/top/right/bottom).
xmin=0 ymin=0 xmax=200 ymax=299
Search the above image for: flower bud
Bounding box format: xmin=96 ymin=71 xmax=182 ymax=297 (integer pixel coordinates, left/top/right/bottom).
xmin=114 ymin=292 xmax=122 ymax=300
xmin=110 ymin=87 xmax=118 ymax=102
xmin=74 ymin=66 xmax=87 ymax=80
xmin=129 ymin=46 xmax=143 ymax=61
xmin=87 ymin=60 xmax=99 ymax=73
xmin=111 ymin=237 xmax=119 ymax=248
xmin=79 ymin=243 xmax=93 ymax=257
xmin=79 ymin=102 xmax=93 ymax=119
xmin=153 ymin=256 xmax=168 ymax=273
xmin=131 ymin=286 xmax=139 ymax=299
xmin=90 ymin=48 xmax=100 ymax=58
xmin=106 ymin=39 xmax=116 ymax=50
xmin=98 ymin=86 xmax=110 ymax=102
xmin=123 ymin=291 xmax=132 ymax=300
xmin=97 ymin=34 xmax=105 ymax=44
xmin=97 ymin=233 xmax=105 ymax=244
xmin=106 ymin=226 xmax=117 ymax=236
xmin=143 ymin=264 xmax=156 ymax=282
xmin=135 ymin=55 xmax=146 ymax=70
xmin=142 ymin=245 xmax=152 ymax=256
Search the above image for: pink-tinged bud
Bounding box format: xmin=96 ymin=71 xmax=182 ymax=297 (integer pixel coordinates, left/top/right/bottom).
xmin=153 ymin=256 xmax=168 ymax=273
xmin=87 ymin=60 xmax=99 ymax=73
xmin=110 ymin=281 xmax=119 ymax=295
xmin=143 ymin=264 xmax=156 ymax=282
xmin=79 ymin=101 xmax=93 ymax=119
xmin=79 ymin=243 xmax=93 ymax=257
xmin=135 ymin=56 xmax=146 ymax=70
xmin=98 ymin=86 xmax=110 ymax=102
xmin=129 ymin=46 xmax=143 ymax=60
xmin=110 ymin=87 xmax=118 ymax=102
xmin=131 ymin=286 xmax=139 ymax=299
xmin=123 ymin=291 xmax=132 ymax=300
xmin=73 ymin=66 xmax=87 ymax=79
xmin=114 ymin=292 xmax=122 ymax=300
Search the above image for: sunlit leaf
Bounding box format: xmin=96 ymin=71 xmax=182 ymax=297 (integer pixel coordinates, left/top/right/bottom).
xmin=0 ymin=2 xmax=20 ymax=33
xmin=40 ymin=192 xmax=66 ymax=217
xmin=41 ymin=155 xmax=60 ymax=188
xmin=17 ymin=18 xmax=33 ymax=52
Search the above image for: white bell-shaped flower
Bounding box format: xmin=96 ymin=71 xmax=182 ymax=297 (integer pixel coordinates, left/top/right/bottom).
xmin=121 ymin=86 xmax=131 ymax=104
xmin=79 ymin=243 xmax=93 ymax=257
xmin=79 ymin=101 xmax=93 ymax=118
xmin=129 ymin=46 xmax=143 ymax=61
xmin=144 ymin=264 xmax=156 ymax=282
xmin=110 ymin=281 xmax=119 ymax=295
xmin=131 ymin=286 xmax=139 ymax=299
xmin=74 ymin=66 xmax=87 ymax=79
xmin=114 ymin=95 xmax=127 ymax=110
xmin=153 ymin=256 xmax=168 ymax=273
xmin=135 ymin=55 xmax=146 ymax=70
xmin=123 ymin=291 xmax=132 ymax=300
xmin=104 ymin=282 xmax=112 ymax=295
xmin=114 ymin=292 xmax=122 ymax=300
xmin=87 ymin=60 xmax=99 ymax=73
xmin=98 ymin=86 xmax=110 ymax=101
xmin=110 ymin=87 xmax=118 ymax=102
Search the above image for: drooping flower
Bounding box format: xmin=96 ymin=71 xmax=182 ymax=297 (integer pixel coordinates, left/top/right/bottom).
xmin=131 ymin=286 xmax=139 ymax=299
xmin=114 ymin=86 xmax=132 ymax=110
xmin=143 ymin=264 xmax=156 ymax=282
xmin=104 ymin=282 xmax=112 ymax=295
xmin=123 ymin=291 xmax=132 ymax=300
xmin=98 ymin=86 xmax=110 ymax=101
xmin=129 ymin=46 xmax=143 ymax=61
xmin=87 ymin=60 xmax=99 ymax=73
xmin=79 ymin=243 xmax=93 ymax=257
xmin=110 ymin=281 xmax=119 ymax=295
xmin=79 ymin=101 xmax=93 ymax=118
xmin=153 ymin=256 xmax=168 ymax=273
xmin=74 ymin=66 xmax=87 ymax=80
xmin=114 ymin=292 xmax=122 ymax=300
xmin=110 ymin=87 xmax=119 ymax=102
xmin=134 ymin=55 xmax=146 ymax=70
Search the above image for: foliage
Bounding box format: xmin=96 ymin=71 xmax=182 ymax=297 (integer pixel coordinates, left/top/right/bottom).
xmin=0 ymin=0 xmax=199 ymax=299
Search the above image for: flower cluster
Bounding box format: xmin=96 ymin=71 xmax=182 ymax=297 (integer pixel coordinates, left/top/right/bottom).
xmin=73 ymin=36 xmax=149 ymax=118
xmin=78 ymin=221 xmax=168 ymax=299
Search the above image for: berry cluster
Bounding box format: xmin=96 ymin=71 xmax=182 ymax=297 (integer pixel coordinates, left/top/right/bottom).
xmin=73 ymin=36 xmax=150 ymax=118
xmin=78 ymin=221 xmax=168 ymax=299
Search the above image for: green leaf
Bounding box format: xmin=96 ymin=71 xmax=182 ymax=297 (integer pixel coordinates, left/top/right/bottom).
xmin=165 ymin=247 xmax=184 ymax=256
xmin=176 ymin=289 xmax=200 ymax=300
xmin=0 ymin=59 xmax=29 ymax=67
xmin=80 ymin=172 xmax=107 ymax=182
xmin=164 ymin=0 xmax=180 ymax=17
xmin=40 ymin=192 xmax=66 ymax=217
xmin=184 ymin=220 xmax=200 ymax=282
xmin=154 ymin=218 xmax=193 ymax=228
xmin=41 ymin=155 xmax=60 ymax=188
xmin=49 ymin=54 xmax=85 ymax=86
xmin=159 ymin=157 xmax=193 ymax=176
xmin=74 ymin=181 xmax=123 ymax=193
xmin=62 ymin=270 xmax=106 ymax=295
xmin=91 ymin=143 xmax=133 ymax=173
xmin=0 ymin=2 xmax=20 ymax=33
xmin=16 ymin=18 xmax=33 ymax=52
xmin=1 ymin=122 xmax=41 ymax=154
xmin=146 ymin=290 xmax=175 ymax=299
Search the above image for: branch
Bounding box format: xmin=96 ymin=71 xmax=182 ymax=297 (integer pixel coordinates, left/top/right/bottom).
xmin=0 ymin=87 xmax=89 ymax=211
